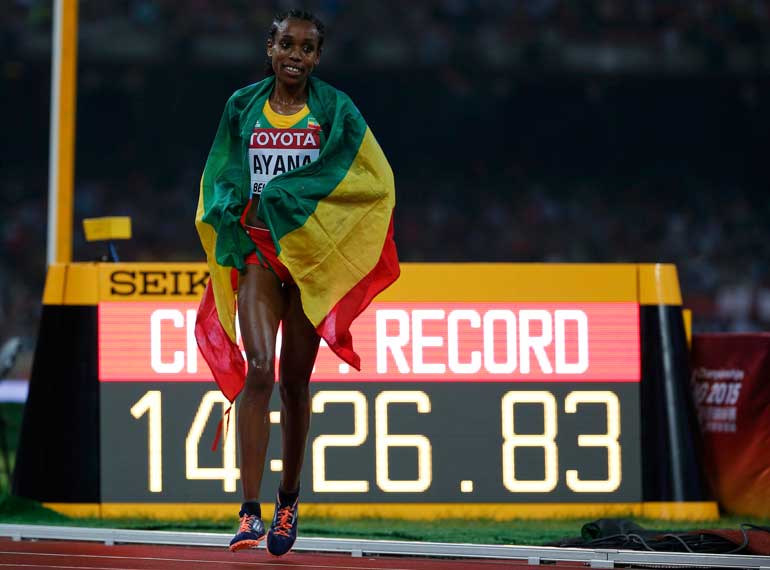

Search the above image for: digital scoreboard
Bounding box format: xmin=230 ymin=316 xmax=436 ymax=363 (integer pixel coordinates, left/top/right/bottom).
xmin=94 ymin=264 xmax=646 ymax=515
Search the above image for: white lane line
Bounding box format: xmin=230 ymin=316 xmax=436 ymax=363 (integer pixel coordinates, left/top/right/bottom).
xmin=0 ymin=551 xmax=452 ymax=570
xmin=0 ymin=565 xmax=144 ymax=570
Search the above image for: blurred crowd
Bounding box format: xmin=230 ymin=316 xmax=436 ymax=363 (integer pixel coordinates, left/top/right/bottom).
xmin=4 ymin=160 xmax=769 ymax=371
xmin=4 ymin=0 xmax=770 ymax=71
xmin=2 ymin=1 xmax=770 ymax=379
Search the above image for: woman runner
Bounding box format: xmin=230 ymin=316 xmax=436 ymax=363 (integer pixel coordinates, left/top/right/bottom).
xmin=195 ymin=9 xmax=399 ymax=557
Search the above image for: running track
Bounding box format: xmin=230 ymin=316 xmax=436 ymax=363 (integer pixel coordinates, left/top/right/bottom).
xmin=0 ymin=538 xmax=592 ymax=570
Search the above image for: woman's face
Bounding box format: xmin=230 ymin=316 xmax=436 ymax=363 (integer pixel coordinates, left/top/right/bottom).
xmin=267 ymin=19 xmax=321 ymax=87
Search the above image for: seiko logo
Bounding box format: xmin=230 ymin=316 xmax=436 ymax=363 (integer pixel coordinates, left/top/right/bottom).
xmin=109 ymin=270 xmax=209 ymax=296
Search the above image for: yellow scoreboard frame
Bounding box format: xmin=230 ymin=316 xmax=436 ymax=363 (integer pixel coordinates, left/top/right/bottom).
xmin=16 ymin=262 xmax=717 ymax=521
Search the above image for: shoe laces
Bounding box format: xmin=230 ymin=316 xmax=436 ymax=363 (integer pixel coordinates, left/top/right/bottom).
xmin=273 ymin=504 xmax=296 ymax=537
xmin=238 ymin=513 xmax=257 ymax=533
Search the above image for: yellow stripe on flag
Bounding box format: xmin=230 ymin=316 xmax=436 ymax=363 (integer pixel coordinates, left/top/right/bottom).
xmin=195 ymin=178 xmax=238 ymax=343
xmin=278 ymin=128 xmax=395 ymax=326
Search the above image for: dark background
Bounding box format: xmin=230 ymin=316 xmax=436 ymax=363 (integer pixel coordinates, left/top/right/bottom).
xmin=2 ymin=0 xmax=770 ymax=377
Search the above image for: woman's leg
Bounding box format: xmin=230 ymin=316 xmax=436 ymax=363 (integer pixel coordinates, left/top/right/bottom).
xmin=237 ymin=264 xmax=286 ymax=502
xmin=277 ymin=283 xmax=321 ymax=494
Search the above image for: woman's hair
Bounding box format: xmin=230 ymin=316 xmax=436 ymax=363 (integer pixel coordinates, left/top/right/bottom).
xmin=264 ymin=10 xmax=325 ymax=76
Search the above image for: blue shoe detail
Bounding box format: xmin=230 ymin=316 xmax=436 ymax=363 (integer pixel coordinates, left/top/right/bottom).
xmin=229 ymin=512 xmax=266 ymax=551
xmin=267 ymin=496 xmax=298 ymax=556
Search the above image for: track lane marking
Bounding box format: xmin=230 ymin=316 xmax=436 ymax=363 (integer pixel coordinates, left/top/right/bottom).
xmin=0 ymin=550 xmax=518 ymax=570
xmin=0 ymin=565 xmax=146 ymax=570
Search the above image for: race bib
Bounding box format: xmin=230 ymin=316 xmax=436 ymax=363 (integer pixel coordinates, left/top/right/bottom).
xmin=249 ymin=128 xmax=320 ymax=196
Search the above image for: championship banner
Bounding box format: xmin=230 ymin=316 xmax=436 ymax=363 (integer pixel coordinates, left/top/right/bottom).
xmin=691 ymin=333 xmax=770 ymax=516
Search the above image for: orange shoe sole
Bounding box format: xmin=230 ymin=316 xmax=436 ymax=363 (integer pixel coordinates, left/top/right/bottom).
xmin=228 ymin=537 xmax=265 ymax=552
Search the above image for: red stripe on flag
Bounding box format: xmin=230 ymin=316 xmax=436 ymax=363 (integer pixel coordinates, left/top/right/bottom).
xmin=194 ymin=281 xmax=245 ymax=403
xmin=317 ymin=215 xmax=400 ymax=370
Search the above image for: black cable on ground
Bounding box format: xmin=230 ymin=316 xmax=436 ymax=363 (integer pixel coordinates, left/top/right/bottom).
xmin=550 ymin=518 xmax=770 ymax=555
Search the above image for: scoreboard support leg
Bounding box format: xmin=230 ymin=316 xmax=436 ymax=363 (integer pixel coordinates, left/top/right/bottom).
xmin=638 ymin=264 xmax=717 ymax=519
xmin=12 ymin=303 xmax=99 ymax=502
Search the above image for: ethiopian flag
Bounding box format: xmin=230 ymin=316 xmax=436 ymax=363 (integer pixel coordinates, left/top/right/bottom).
xmin=195 ymin=76 xmax=399 ymax=403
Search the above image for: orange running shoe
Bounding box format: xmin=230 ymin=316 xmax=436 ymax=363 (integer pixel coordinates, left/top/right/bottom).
xmin=228 ymin=510 xmax=266 ymax=552
xmin=267 ymin=495 xmax=298 ymax=556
